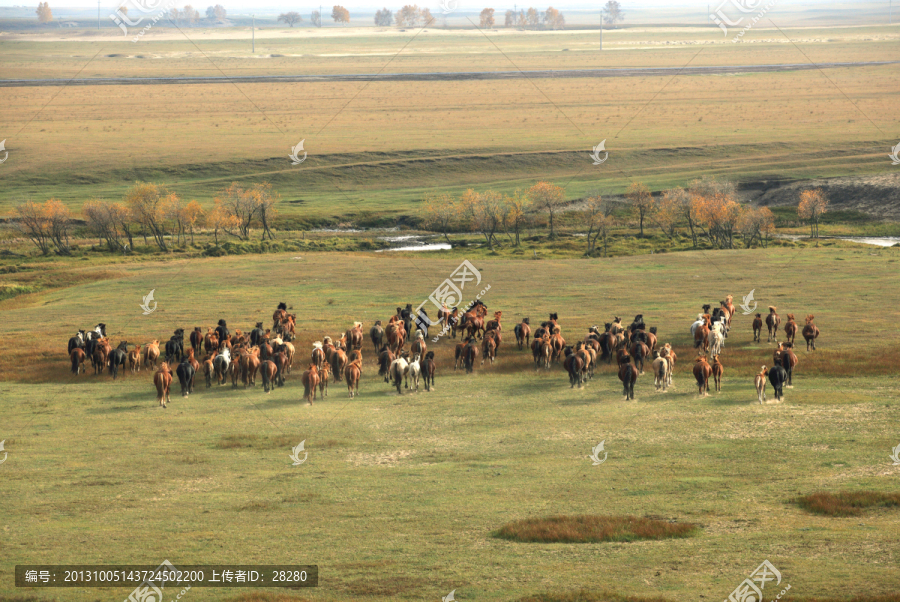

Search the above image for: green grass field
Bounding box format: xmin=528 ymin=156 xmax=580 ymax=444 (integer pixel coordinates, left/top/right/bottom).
xmin=3 ymin=247 xmax=900 ymax=601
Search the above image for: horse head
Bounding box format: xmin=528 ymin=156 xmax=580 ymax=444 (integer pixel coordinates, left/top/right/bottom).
xmin=806 ymin=314 xmax=814 ymax=324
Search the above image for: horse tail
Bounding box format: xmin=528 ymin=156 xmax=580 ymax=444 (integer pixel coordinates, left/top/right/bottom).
xmin=70 ymin=351 xmax=79 ymax=374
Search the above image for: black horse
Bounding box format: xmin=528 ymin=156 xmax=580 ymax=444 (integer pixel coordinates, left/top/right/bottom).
xmin=629 ymin=314 xmax=646 ymax=333
xmin=768 ymin=364 xmax=787 ymax=401
xmin=67 ymin=330 xmax=86 ymax=354
xmin=107 ymin=342 xmax=128 ymax=380
xmin=176 ymin=358 xmax=195 ymax=397
xmin=165 ymin=329 xmax=185 ymax=363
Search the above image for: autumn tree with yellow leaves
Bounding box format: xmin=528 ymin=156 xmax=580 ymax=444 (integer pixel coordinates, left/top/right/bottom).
xmin=798 ymin=188 xmax=829 ymax=239
xmin=528 ymin=181 xmax=565 ymax=238
xmin=15 ymin=199 xmax=72 ymax=255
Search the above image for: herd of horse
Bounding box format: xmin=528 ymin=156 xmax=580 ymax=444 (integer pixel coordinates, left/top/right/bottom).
xmin=63 ymin=295 xmax=821 ymax=408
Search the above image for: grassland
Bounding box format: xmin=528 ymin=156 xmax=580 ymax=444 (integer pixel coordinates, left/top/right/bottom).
xmin=2 ymin=247 xmax=900 ymax=601
xmin=1 ymin=25 xmax=898 ymax=222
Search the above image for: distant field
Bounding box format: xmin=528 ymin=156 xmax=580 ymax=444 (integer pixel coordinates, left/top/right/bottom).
xmin=2 ymin=247 xmax=900 ymax=601
xmin=1 ymin=25 xmax=898 ymax=222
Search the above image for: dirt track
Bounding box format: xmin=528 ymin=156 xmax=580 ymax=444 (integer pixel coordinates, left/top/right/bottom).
xmin=0 ymin=60 xmax=896 ymax=87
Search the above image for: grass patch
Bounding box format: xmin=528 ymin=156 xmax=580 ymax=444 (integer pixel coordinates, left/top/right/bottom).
xmin=492 ymin=515 xmax=699 ymax=544
xmin=795 ymin=492 xmax=900 ymax=517
xmin=215 ymin=434 xmax=298 ymax=450
xmin=782 ymin=597 xmax=900 ymax=602
xmin=518 ymin=592 xmax=671 ymax=602
xmin=225 ymin=594 xmax=313 ymax=602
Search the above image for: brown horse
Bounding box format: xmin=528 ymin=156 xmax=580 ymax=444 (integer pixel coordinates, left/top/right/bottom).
xmin=437 ymin=305 xmax=452 ymax=328
xmin=70 ymin=347 xmax=87 ymax=374
xmin=723 ymin=295 xmax=736 ymax=325
xmin=710 ymin=355 xmax=724 ymax=392
xmin=301 ymin=363 xmax=319 ymax=404
xmin=752 ymin=313 xmax=763 ymax=343
xmin=154 ymin=363 xmax=172 ymax=408
xmin=311 ymin=342 xmax=325 ymax=370
xmin=387 ymin=321 xmax=406 ymax=354
xmin=629 ymin=339 xmax=650 ymax=375
xmin=802 ymin=315 xmax=819 ymax=351
xmin=345 ymin=321 xmax=364 ymax=351
xmin=203 ymin=328 xmax=217 ymax=354
xmin=410 ymin=332 xmax=427 ymax=361
xmin=127 ymin=345 xmax=141 ymax=373
xmin=651 ymin=351 xmax=667 ymax=392
xmin=345 ymin=358 xmax=361 ymax=398
xmin=189 ymin=327 xmax=202 ymax=355
xmin=246 ymin=346 xmax=261 ymax=385
xmin=92 ymin=338 xmax=111 ymax=375
xmin=781 ymin=343 xmax=799 ymax=387
xmin=766 ymin=306 xmax=781 ymax=343
xmin=423 ymin=351 xmax=436 ymax=391
xmin=618 ymin=361 xmax=637 ymax=400
xmin=693 ymin=356 xmax=712 ymax=397
xmin=272 ymin=303 xmax=288 ymax=331
xmin=549 ymin=332 xmax=566 ymax=364
xmin=784 ymin=314 xmax=799 ymax=346
xmin=203 ymin=351 xmax=217 ymax=388
xmin=481 ymin=331 xmax=498 ymax=366
xmin=330 ymin=348 xmax=348 ymax=383
xmin=260 ymin=360 xmax=278 ymax=393
xmin=693 ymin=315 xmax=710 ymax=353
xmin=318 ymin=363 xmax=330 ymax=398
xmin=378 ymin=346 xmax=395 ymax=382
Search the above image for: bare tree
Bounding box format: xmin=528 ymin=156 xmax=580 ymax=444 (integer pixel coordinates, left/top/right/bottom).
xmin=374 ymin=7 xmax=393 ymax=25
xmin=310 ymin=9 xmax=322 ymax=26
xmin=625 ymin=181 xmax=653 ymax=236
xmin=583 ymin=194 xmax=616 ymax=256
xmin=603 ymin=0 xmax=623 ymax=26
xmin=278 ymin=11 xmax=302 ymax=26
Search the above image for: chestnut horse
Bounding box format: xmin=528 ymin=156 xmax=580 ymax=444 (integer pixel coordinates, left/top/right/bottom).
xmin=345 ymin=358 xmax=361 ymax=398
xmin=802 ymin=315 xmax=819 ymax=351
xmin=260 ymin=360 xmax=278 ymax=393
xmin=710 ymin=355 xmax=724 ymax=392
xmin=301 ymin=364 xmax=320 ymax=403
xmin=693 ymin=356 xmax=712 ymax=397
xmin=128 ymin=345 xmax=141 ymax=373
xmin=378 ymin=346 xmax=394 ymax=383
xmin=154 ymin=363 xmax=172 ymax=408
xmin=345 ymin=321 xmax=364 ymax=351
xmin=190 ymin=327 xmax=203 ymax=355
xmin=70 ymin=348 xmax=87 ymax=375
xmin=784 ymin=314 xmax=799 ymax=346
xmin=692 ymin=314 xmax=710 ymax=353
xmin=318 ymin=363 xmax=330 ymax=399
xmin=766 ymin=306 xmax=781 ymax=343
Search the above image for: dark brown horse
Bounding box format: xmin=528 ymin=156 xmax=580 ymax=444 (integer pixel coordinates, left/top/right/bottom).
xmin=710 ymin=355 xmax=724 ymax=392
xmin=190 ymin=327 xmax=203 ymax=355
xmin=618 ymin=362 xmax=637 ymax=400
xmin=70 ymin=347 xmax=87 ymax=374
xmin=802 ymin=315 xmax=820 ymax=351
xmin=752 ymin=313 xmax=763 ymax=343
xmin=422 ymin=351 xmax=436 ymax=391
xmin=260 ymin=360 xmax=278 ymax=393
xmin=345 ymin=321 xmax=364 ymax=351
xmin=781 ymin=343 xmax=799 ymax=387
xmin=693 ymin=356 xmax=712 ymax=397
xmin=378 ymin=346 xmax=395 ymax=382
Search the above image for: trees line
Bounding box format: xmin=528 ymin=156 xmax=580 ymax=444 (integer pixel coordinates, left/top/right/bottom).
xmin=11 ymin=182 xmax=278 ymax=256
xmin=419 ymin=178 xmax=830 ymax=255
xmin=7 ymin=178 xmax=828 ymax=257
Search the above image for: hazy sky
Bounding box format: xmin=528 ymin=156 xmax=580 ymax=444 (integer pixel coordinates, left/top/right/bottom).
xmin=0 ymin=0 xmax=886 ymax=17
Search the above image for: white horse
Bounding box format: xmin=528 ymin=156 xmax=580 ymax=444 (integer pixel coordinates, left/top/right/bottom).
xmin=690 ymin=314 xmax=705 ymax=339
xmin=389 ymin=354 xmax=409 ymax=395
xmin=213 ymin=347 xmax=231 ymax=384
xmin=708 ymin=321 xmax=725 ymax=358
xmin=406 ymin=354 xmax=422 ymax=393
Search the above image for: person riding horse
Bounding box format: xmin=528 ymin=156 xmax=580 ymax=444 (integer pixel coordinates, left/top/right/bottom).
xmin=215 ymin=319 xmax=229 ymax=344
